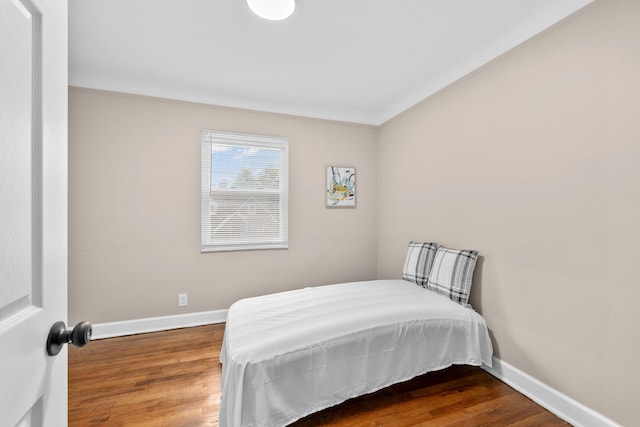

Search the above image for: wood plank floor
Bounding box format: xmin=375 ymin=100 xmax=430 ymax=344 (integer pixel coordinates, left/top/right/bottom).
xmin=68 ymin=324 xmax=569 ymax=426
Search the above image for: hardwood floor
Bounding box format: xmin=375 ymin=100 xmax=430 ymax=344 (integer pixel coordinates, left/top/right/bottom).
xmin=69 ymin=324 xmax=224 ymax=426
xmin=69 ymin=324 xmax=569 ymax=426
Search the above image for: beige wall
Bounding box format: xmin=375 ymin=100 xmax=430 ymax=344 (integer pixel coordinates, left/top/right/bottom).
xmin=69 ymin=88 xmax=378 ymax=324
xmin=377 ymin=0 xmax=639 ymax=425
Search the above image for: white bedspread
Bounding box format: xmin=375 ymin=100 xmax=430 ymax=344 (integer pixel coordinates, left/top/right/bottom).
xmin=219 ymin=279 xmax=493 ymax=427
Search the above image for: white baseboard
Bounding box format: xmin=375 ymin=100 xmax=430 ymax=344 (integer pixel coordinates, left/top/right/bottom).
xmin=483 ymin=357 xmax=619 ymax=427
xmin=91 ymin=313 xmax=618 ymax=427
xmin=91 ymin=309 xmax=228 ymax=340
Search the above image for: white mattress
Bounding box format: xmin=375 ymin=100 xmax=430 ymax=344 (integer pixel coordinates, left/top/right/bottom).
xmin=219 ymin=279 xmax=493 ymax=427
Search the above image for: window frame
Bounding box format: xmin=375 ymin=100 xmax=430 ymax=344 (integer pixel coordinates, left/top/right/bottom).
xmin=201 ymin=130 xmax=289 ymax=253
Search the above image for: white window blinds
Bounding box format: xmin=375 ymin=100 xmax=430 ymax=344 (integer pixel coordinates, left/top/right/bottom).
xmin=201 ymin=130 xmax=289 ymax=252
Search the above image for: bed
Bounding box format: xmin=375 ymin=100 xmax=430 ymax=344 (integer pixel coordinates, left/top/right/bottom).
xmin=219 ymin=278 xmax=493 ymax=427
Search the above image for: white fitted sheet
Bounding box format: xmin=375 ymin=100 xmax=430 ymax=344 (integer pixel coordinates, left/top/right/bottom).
xmin=219 ymin=279 xmax=493 ymax=427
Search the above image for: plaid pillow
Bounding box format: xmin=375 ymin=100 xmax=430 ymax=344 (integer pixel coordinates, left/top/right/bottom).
xmin=402 ymin=241 xmax=439 ymax=287
xmin=426 ymin=247 xmax=479 ymax=305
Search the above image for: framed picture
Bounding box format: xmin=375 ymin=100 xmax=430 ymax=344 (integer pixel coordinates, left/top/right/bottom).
xmin=326 ymin=166 xmax=356 ymax=208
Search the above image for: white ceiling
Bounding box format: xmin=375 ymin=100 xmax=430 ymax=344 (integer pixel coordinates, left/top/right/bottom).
xmin=69 ymin=0 xmax=593 ymax=125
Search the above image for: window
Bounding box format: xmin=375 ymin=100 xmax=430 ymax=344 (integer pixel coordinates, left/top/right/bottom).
xmin=201 ymin=130 xmax=288 ymax=252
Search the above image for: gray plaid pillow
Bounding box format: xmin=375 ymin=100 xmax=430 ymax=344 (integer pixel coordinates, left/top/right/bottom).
xmin=402 ymin=241 xmax=439 ymax=287
xmin=426 ymin=247 xmax=479 ymax=305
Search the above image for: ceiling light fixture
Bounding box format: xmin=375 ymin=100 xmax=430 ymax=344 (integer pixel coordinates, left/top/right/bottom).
xmin=246 ymin=0 xmax=296 ymax=21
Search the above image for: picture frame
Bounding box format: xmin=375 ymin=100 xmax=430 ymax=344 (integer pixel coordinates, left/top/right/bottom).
xmin=326 ymin=166 xmax=356 ymax=208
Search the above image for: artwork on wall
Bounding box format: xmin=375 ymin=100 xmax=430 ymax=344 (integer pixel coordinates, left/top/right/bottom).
xmin=326 ymin=166 xmax=356 ymax=208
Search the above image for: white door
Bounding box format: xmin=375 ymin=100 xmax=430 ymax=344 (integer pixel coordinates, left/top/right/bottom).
xmin=0 ymin=0 xmax=68 ymax=425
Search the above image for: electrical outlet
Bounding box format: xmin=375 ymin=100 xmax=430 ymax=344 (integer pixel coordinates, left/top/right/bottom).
xmin=178 ymin=293 xmax=188 ymax=307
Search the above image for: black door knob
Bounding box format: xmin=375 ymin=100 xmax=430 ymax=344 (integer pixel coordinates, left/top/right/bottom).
xmin=46 ymin=321 xmax=92 ymax=356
